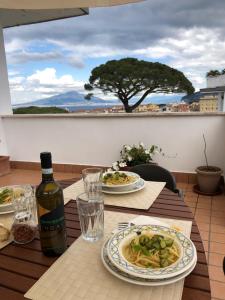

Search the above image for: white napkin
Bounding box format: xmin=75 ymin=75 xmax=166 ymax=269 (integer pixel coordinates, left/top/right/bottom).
xmin=130 ymin=215 xmax=168 ymax=227
xmin=112 ymin=215 xmax=170 ymax=234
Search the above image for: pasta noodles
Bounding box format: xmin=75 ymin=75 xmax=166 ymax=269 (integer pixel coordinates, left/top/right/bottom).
xmin=0 ymin=188 xmax=13 ymax=204
xmin=122 ymin=232 xmax=180 ymax=269
xmin=103 ymin=172 xmax=136 ymax=185
xmin=0 ymin=187 xmax=25 ymax=205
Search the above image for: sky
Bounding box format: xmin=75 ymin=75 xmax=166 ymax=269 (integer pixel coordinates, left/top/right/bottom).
xmin=4 ymin=0 xmax=225 ymax=104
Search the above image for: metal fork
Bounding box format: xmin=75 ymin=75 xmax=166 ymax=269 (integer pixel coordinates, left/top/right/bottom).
xmin=118 ymin=222 xmax=135 ymax=231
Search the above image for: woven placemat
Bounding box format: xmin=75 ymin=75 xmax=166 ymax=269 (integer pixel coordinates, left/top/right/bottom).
xmin=25 ymin=211 xmax=192 ymax=300
xmin=63 ymin=179 xmax=166 ymax=210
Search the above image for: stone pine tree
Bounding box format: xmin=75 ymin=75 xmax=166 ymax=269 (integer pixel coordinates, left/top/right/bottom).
xmin=84 ymin=58 xmax=194 ymax=113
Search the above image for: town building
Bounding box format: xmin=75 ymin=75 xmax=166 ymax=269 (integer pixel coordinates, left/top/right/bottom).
xmin=199 ymin=94 xmax=218 ymax=112
xmin=165 ymin=102 xmax=190 ymax=112
xmin=189 ymin=102 xmax=200 ymax=112
xmin=134 ymin=103 xmax=160 ymax=112
xmin=200 ymin=74 xmax=225 ymax=111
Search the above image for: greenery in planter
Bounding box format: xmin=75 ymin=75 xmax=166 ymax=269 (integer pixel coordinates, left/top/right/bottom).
xmin=111 ymin=143 xmax=163 ymax=171
xmin=195 ymin=134 xmax=222 ymax=194
xmin=201 ymin=134 xmax=220 ymax=171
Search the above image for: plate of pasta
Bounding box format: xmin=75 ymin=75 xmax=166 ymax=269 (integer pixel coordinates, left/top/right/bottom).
xmin=102 ymin=171 xmax=140 ymax=188
xmin=101 ymin=239 xmax=197 ymax=286
xmin=0 ymin=185 xmax=31 ymax=213
xmin=0 ymin=187 xmax=14 ymax=208
xmin=102 ymin=178 xmax=145 ymax=195
xmin=107 ymin=224 xmax=196 ymax=279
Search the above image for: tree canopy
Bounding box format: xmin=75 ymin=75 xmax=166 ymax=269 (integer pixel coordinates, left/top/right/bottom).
xmin=206 ymin=70 xmax=221 ymax=77
xmin=85 ymin=58 xmax=194 ymax=112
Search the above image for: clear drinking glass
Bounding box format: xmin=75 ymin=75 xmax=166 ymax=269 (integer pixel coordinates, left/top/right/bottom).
xmin=82 ymin=168 xmax=103 ymax=198
xmin=12 ymin=185 xmax=37 ymax=244
xmin=76 ymin=192 xmax=104 ymax=242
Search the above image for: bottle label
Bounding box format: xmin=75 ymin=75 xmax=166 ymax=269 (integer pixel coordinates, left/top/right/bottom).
xmin=39 ymin=202 xmax=65 ymax=232
xmin=42 ymin=168 xmax=53 ymax=175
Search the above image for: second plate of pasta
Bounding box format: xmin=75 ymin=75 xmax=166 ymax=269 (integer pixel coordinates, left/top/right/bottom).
xmin=102 ymin=171 xmax=140 ymax=188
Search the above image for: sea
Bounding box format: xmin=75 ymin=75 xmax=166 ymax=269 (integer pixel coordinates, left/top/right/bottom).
xmin=63 ymin=104 xmax=115 ymax=112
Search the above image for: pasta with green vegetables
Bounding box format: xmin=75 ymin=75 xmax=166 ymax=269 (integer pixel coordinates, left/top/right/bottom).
xmin=123 ymin=232 xmax=180 ymax=269
xmin=103 ymin=172 xmax=136 ymax=186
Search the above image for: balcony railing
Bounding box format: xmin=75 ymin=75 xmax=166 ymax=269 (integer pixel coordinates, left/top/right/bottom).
xmin=0 ymin=112 xmax=225 ymax=173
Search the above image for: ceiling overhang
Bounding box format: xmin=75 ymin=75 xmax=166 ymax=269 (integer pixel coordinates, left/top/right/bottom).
xmin=0 ymin=1 xmax=142 ymax=10
xmin=0 ymin=0 xmax=143 ymax=28
xmin=0 ymin=8 xmax=88 ymax=28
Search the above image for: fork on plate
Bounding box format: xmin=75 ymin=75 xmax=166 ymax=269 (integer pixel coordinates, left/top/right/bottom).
xmin=118 ymin=222 xmax=135 ymax=231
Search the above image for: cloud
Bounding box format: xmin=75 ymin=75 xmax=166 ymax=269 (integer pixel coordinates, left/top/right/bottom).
xmin=8 ymin=50 xmax=62 ymax=65
xmin=5 ymin=0 xmax=225 ymax=51
xmin=9 ymin=68 xmax=85 ymax=104
xmin=4 ymin=36 xmax=85 ymax=68
xmin=4 ymin=0 xmax=225 ymax=102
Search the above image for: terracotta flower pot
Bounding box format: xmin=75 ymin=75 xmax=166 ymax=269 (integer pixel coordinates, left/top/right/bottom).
xmin=196 ymin=166 xmax=222 ymax=193
xmin=0 ymin=156 xmax=10 ymax=176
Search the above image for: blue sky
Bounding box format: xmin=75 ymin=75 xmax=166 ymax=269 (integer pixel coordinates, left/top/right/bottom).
xmin=4 ymin=0 xmax=225 ymax=104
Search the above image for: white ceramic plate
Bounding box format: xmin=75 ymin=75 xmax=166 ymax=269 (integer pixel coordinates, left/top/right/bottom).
xmin=102 ymin=171 xmax=140 ymax=188
xmin=0 ymin=208 xmax=14 ymax=215
xmin=107 ymin=225 xmax=197 ymax=280
xmin=102 ymin=239 xmax=197 ymax=286
xmin=102 ymin=178 xmax=145 ymax=195
xmin=0 ymin=185 xmax=32 ymax=214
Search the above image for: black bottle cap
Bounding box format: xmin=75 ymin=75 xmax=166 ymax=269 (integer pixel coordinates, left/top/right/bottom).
xmin=40 ymin=152 xmax=52 ymax=169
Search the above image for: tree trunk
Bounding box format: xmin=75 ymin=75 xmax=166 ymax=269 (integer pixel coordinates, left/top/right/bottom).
xmin=123 ymin=101 xmax=133 ymax=113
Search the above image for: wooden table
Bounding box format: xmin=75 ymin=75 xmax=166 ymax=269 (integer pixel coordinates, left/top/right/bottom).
xmin=0 ymin=178 xmax=211 ymax=300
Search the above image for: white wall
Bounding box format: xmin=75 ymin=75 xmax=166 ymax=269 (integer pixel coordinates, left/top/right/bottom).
xmin=207 ymin=74 xmax=225 ymax=88
xmin=2 ymin=113 xmax=225 ymax=173
xmin=0 ymin=116 xmax=9 ymax=155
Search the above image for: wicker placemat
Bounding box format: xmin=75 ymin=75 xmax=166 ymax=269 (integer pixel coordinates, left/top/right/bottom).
xmin=25 ymin=211 xmax=192 ymax=300
xmin=63 ymin=179 xmax=166 ymax=210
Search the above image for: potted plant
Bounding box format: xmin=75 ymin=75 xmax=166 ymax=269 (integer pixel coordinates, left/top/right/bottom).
xmin=0 ymin=139 xmax=10 ymax=177
xmin=195 ymin=134 xmax=222 ymax=194
xmin=111 ymin=142 xmax=163 ymax=171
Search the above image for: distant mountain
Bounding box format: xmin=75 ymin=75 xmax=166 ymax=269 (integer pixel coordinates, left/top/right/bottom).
xmin=13 ymin=90 xmax=186 ymax=111
xmin=182 ymin=91 xmax=218 ymax=103
xmin=14 ymin=91 xmax=116 ymax=107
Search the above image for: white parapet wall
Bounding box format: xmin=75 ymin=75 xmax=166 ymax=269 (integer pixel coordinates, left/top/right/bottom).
xmin=1 ymin=113 xmax=225 ymax=173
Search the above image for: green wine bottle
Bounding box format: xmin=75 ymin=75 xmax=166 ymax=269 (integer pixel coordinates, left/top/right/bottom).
xmin=36 ymin=152 xmax=67 ymax=256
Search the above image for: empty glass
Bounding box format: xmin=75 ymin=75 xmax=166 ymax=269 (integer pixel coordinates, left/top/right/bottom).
xmin=82 ymin=168 xmax=103 ymax=198
xmin=12 ymin=185 xmax=37 ymax=244
xmin=76 ymin=192 xmax=104 ymax=242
